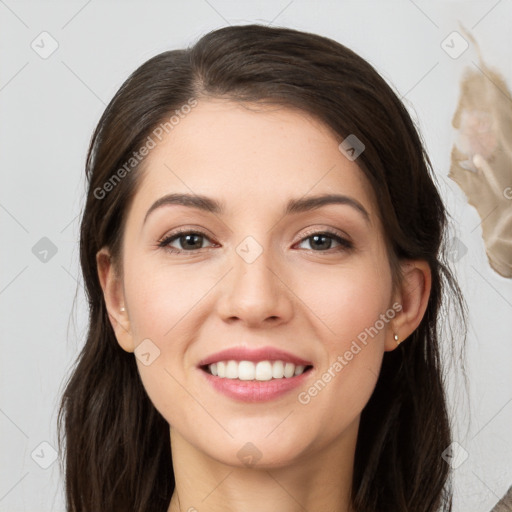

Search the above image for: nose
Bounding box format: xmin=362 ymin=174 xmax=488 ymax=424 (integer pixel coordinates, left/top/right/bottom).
xmin=216 ymin=242 xmax=295 ymax=328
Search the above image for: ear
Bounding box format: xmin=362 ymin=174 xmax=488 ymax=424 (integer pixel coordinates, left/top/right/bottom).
xmin=385 ymin=259 xmax=432 ymax=351
xmin=96 ymin=247 xmax=135 ymax=353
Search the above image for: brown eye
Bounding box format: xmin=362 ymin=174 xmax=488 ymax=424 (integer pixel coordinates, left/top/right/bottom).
xmin=158 ymin=230 xmax=214 ymax=253
xmin=296 ymin=231 xmax=353 ymax=252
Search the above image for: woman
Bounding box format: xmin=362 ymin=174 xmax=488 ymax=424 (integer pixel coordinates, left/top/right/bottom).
xmin=58 ymin=24 xmax=466 ymax=511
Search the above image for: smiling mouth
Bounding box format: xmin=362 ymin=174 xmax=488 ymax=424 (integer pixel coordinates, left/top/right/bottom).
xmin=200 ymin=360 xmax=314 ymax=381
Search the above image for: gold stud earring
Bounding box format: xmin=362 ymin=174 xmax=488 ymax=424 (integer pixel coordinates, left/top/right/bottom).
xmin=394 ymin=333 xmax=400 ymax=346
xmin=120 ymin=307 xmax=125 ymax=312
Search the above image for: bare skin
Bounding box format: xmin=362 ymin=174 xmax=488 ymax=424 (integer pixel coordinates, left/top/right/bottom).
xmin=97 ymin=99 xmax=431 ymax=512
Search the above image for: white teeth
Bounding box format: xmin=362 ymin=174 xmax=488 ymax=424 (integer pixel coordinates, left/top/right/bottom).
xmin=294 ymin=365 xmax=305 ymax=376
xmin=284 ymin=362 xmax=295 ymax=378
xmin=206 ymin=360 xmax=309 ymax=380
xmin=226 ymin=360 xmax=238 ymax=379
xmin=255 ymin=361 xmax=273 ymax=381
xmin=272 ymin=360 xmax=284 ymax=379
xmin=239 ymin=360 xmax=255 ymax=380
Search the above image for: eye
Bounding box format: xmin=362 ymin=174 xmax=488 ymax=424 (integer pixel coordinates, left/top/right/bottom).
xmin=157 ymin=228 xmax=353 ymax=254
xmin=295 ymin=230 xmax=353 ymax=252
xmin=158 ymin=229 xmax=216 ymax=253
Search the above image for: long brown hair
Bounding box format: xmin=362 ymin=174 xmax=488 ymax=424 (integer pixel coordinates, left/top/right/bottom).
xmin=58 ymin=24 xmax=466 ymax=511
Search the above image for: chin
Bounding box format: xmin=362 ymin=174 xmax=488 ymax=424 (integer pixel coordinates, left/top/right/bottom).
xmin=198 ymin=424 xmax=311 ymax=469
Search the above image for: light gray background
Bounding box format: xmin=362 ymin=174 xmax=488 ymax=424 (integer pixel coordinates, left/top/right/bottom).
xmin=1 ymin=1 xmax=511 ymax=511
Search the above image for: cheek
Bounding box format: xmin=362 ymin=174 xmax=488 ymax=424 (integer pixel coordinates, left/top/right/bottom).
xmin=295 ymin=258 xmax=392 ymax=346
xmin=293 ymin=261 xmax=391 ymax=414
xmin=121 ymin=257 xmax=216 ymax=425
xmin=123 ymin=257 xmax=210 ymax=341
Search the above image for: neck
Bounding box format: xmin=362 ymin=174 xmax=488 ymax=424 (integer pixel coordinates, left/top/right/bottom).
xmin=167 ymin=420 xmax=358 ymax=512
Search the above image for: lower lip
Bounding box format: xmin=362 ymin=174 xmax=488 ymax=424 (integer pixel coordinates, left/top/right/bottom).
xmin=199 ymin=367 xmax=313 ymax=403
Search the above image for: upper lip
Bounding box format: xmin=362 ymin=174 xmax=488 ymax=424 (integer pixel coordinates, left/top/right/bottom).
xmin=197 ymin=346 xmax=313 ymax=367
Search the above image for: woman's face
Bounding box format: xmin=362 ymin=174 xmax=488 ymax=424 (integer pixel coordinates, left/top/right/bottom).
xmin=110 ymin=99 xmax=400 ymax=468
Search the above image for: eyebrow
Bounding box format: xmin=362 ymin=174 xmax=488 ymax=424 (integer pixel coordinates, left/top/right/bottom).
xmin=143 ymin=192 xmax=370 ymax=224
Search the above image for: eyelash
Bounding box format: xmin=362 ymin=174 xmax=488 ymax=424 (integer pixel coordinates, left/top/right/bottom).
xmin=157 ymin=227 xmax=353 ymax=254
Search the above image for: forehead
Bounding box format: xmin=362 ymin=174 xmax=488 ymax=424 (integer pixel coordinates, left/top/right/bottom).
xmin=130 ymin=99 xmax=377 ymax=221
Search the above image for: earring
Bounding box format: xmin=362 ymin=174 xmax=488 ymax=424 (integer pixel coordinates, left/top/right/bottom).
xmin=394 ymin=333 xmax=400 ymax=346
xmin=120 ymin=307 xmax=126 ymax=312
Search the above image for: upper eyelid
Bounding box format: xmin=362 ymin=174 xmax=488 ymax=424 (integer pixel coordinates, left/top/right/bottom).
xmin=158 ymin=227 xmax=351 ymax=249
xmin=158 ymin=226 xmax=214 ymax=243
xmin=159 ymin=226 xmax=347 ymax=240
